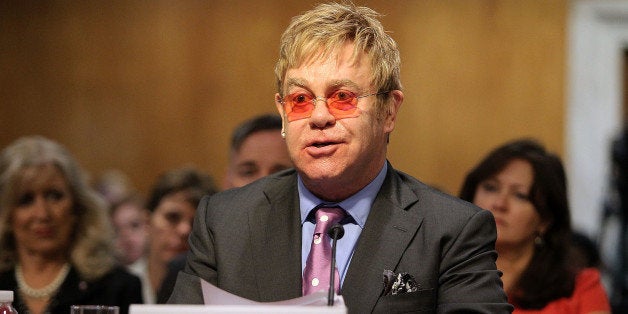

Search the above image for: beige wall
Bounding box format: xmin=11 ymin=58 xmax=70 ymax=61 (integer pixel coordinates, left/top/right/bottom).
xmin=0 ymin=0 xmax=566 ymax=196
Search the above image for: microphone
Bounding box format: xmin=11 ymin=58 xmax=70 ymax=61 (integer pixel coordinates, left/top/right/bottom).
xmin=327 ymin=223 xmax=345 ymax=306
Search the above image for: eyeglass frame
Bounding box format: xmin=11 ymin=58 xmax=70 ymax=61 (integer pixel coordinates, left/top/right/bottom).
xmin=279 ymin=90 xmax=390 ymax=122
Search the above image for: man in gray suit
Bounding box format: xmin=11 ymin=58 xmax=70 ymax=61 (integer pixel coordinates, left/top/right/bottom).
xmin=168 ymin=2 xmax=512 ymax=313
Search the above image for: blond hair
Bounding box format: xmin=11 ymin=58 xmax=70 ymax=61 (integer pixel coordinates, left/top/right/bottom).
xmin=274 ymin=2 xmax=402 ymax=117
xmin=0 ymin=136 xmax=116 ymax=280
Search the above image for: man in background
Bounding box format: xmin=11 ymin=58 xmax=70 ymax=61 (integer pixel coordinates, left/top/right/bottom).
xmin=223 ymin=113 xmax=292 ymax=189
xmin=156 ymin=113 xmax=291 ymax=303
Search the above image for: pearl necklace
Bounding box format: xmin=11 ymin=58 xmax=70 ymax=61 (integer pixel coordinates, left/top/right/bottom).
xmin=15 ymin=263 xmax=71 ymax=299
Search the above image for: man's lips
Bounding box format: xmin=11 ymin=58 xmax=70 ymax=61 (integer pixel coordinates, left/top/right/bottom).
xmin=306 ymin=136 xmax=341 ymax=147
xmin=305 ymin=140 xmax=340 ymax=156
xmin=311 ymin=141 xmax=335 ymax=148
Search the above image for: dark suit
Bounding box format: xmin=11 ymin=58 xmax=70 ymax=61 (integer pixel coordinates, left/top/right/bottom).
xmin=156 ymin=252 xmax=187 ymax=304
xmin=168 ymin=164 xmax=513 ymax=313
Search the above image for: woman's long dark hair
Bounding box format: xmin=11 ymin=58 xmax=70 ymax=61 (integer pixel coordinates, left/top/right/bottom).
xmin=459 ymin=138 xmax=575 ymax=309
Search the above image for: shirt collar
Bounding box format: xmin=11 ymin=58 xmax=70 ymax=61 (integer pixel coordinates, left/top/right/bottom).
xmin=298 ymin=162 xmax=388 ymax=228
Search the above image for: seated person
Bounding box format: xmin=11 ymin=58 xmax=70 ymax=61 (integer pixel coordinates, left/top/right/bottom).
xmin=0 ymin=136 xmax=142 ymax=314
xmin=156 ymin=114 xmax=292 ymax=303
xmin=459 ymin=138 xmax=611 ymax=313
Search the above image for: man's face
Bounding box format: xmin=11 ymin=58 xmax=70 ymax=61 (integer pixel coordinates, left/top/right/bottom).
xmin=224 ymin=129 xmax=292 ymax=189
xmin=112 ymin=202 xmax=149 ymax=265
xmin=148 ymin=190 xmax=195 ymax=263
xmin=275 ymin=42 xmax=402 ymax=201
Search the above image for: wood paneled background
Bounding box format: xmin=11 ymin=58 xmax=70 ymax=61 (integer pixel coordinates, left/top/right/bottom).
xmin=0 ymin=0 xmax=566 ymax=196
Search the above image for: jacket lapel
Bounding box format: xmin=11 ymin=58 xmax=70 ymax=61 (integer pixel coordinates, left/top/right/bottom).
xmin=248 ymin=171 xmax=303 ymax=301
xmin=342 ymin=166 xmax=423 ymax=313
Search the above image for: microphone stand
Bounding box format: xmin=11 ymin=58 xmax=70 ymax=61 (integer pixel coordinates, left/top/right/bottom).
xmin=327 ymin=223 xmax=345 ymax=306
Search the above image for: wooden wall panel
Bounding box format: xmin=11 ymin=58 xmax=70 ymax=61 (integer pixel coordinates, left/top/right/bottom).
xmin=0 ymin=0 xmax=566 ymax=196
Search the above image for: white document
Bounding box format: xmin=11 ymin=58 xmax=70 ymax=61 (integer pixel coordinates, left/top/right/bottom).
xmin=129 ymin=278 xmax=347 ymax=314
xmin=200 ymin=278 xmax=344 ymax=307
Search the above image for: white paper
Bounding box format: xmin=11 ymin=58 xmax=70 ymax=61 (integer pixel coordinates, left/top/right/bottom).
xmin=129 ymin=279 xmax=347 ymax=314
xmin=200 ymin=278 xmax=344 ymax=307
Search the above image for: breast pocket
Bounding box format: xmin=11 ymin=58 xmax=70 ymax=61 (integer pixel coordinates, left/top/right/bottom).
xmin=372 ymin=288 xmax=436 ymax=314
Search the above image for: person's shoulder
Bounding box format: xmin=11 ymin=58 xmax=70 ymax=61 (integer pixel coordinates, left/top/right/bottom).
xmin=198 ymin=168 xmax=297 ymax=218
xmin=101 ymin=266 xmax=142 ymax=284
xmin=572 ymin=267 xmax=608 ymax=299
xmin=576 ymin=267 xmax=604 ymax=287
xmin=0 ymin=268 xmax=13 ymax=278
xmin=98 ymin=266 xmax=143 ymax=298
xmin=0 ymin=268 xmax=15 ymax=289
xmin=392 ymin=167 xmax=480 ymax=213
xmin=93 ymin=266 xmax=144 ymax=304
xmin=167 ymin=253 xmax=188 ymax=270
xmin=247 ymin=168 xmax=296 ymax=187
xmin=212 ymin=168 xmax=296 ymax=200
xmin=388 ymin=167 xmax=490 ymax=231
xmin=572 ymin=267 xmax=611 ymax=311
xmin=223 ymin=168 xmax=295 ymax=190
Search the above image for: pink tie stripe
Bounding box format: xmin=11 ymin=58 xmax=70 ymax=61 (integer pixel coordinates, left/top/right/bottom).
xmin=302 ymin=207 xmax=345 ymax=295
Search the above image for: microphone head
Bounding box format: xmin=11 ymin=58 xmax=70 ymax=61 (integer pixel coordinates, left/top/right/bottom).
xmin=327 ymin=223 xmax=345 ymax=240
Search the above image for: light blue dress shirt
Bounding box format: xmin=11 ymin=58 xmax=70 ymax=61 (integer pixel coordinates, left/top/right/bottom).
xmin=299 ymin=162 xmax=388 ymax=289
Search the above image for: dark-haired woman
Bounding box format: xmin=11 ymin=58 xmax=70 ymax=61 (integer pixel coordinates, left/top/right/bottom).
xmin=459 ymin=138 xmax=610 ymax=313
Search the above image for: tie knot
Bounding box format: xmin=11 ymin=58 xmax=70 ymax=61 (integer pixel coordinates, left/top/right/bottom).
xmin=315 ymin=207 xmax=345 ymax=227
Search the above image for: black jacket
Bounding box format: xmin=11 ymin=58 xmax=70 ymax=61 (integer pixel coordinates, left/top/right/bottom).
xmin=0 ymin=266 xmax=143 ymax=314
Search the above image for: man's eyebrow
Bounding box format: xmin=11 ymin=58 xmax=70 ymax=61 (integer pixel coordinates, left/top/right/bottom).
xmin=284 ymin=78 xmax=361 ymax=91
xmin=328 ymin=79 xmax=360 ymax=91
xmin=284 ymin=78 xmax=308 ymax=89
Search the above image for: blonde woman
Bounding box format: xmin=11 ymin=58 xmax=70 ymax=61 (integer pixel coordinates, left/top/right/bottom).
xmin=0 ymin=136 xmax=142 ymax=314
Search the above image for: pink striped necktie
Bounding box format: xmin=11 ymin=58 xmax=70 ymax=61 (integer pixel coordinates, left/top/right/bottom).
xmin=302 ymin=206 xmax=346 ymax=295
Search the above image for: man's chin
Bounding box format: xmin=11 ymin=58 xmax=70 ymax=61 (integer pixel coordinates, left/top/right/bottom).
xmin=299 ymin=168 xmax=342 ymax=183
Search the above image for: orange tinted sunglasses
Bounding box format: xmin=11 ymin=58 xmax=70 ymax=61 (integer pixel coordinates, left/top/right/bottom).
xmin=281 ymin=90 xmax=388 ymax=122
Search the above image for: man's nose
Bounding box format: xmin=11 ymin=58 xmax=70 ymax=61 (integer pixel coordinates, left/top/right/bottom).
xmin=309 ymin=98 xmax=336 ymax=127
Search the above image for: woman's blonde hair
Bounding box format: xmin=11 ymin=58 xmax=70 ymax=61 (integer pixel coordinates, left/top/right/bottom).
xmin=0 ymin=136 xmax=116 ymax=280
xmin=274 ymin=2 xmax=402 ymax=119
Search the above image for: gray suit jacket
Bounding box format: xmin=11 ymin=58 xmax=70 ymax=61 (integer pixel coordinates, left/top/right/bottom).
xmin=168 ymin=164 xmax=513 ymax=313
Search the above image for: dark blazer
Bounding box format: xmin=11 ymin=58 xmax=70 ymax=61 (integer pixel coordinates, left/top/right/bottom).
xmin=0 ymin=266 xmax=143 ymax=314
xmin=168 ymin=164 xmax=513 ymax=313
xmin=156 ymin=252 xmax=187 ymax=304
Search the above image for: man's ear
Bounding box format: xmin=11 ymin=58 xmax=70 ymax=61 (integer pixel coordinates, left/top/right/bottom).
xmin=275 ymin=93 xmax=284 ymax=114
xmin=383 ymin=90 xmax=403 ymax=133
xmin=275 ymin=93 xmax=287 ymax=138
